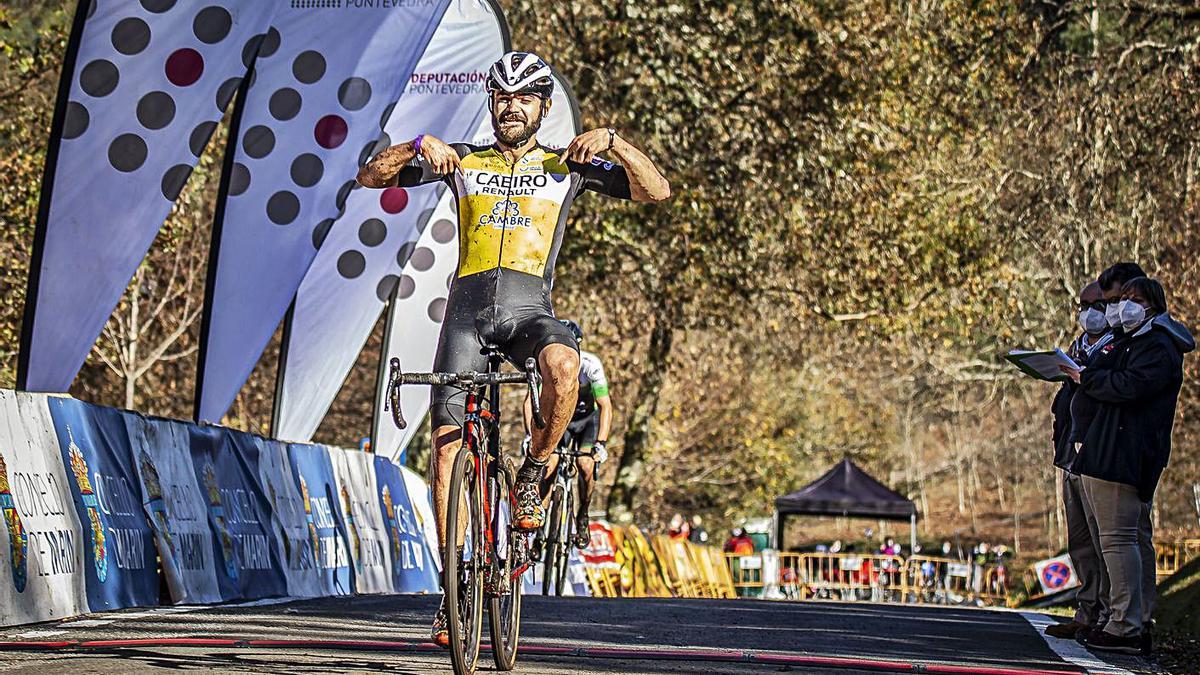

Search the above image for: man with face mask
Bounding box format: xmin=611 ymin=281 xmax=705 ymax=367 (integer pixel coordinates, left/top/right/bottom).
xmin=1061 ymin=276 xmax=1194 ymax=655
xmin=1097 ymin=262 xmax=1147 ymax=328
xmin=357 ymin=51 xmax=670 ymax=646
xmin=1044 ymin=281 xmax=1113 ymax=641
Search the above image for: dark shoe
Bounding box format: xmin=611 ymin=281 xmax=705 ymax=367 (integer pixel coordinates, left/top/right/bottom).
xmin=512 ymin=478 xmax=544 ymax=531
xmin=430 ymin=596 xmax=450 ymax=649
xmin=572 ymin=517 xmax=590 ymax=549
xmin=1083 ymin=629 xmax=1145 ymax=655
xmin=1045 ymin=620 xmax=1090 ymax=640
xmin=1076 ymin=622 xmax=1105 ymax=645
xmin=1139 ymin=631 xmax=1153 ymax=656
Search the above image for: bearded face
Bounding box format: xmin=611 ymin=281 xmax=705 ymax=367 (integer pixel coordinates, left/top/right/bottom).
xmin=491 ymin=92 xmax=547 ymax=147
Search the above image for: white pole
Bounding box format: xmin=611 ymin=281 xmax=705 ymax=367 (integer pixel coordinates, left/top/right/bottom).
xmin=910 ymin=513 xmax=917 ymax=553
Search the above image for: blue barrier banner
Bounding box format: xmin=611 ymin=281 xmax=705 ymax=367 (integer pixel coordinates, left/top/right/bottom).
xmin=400 ymin=465 xmax=441 ymax=574
xmin=285 ymin=444 xmax=352 ymax=596
xmin=46 ymin=398 xmax=157 ymax=612
xmin=373 ymin=456 xmax=438 ymax=593
xmin=330 ymin=449 xmax=392 ymax=594
xmin=125 ymin=416 xmax=220 ymax=604
xmin=228 ymin=433 xmax=322 ymax=598
xmin=187 ymin=426 xmax=287 ymax=602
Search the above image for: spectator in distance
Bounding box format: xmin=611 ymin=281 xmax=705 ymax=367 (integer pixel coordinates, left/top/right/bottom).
xmin=668 ymin=513 xmax=691 ymax=541
xmin=723 ymin=528 xmax=754 ymax=555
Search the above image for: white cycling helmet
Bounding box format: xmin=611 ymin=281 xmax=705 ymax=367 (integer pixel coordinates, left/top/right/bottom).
xmin=486 ymin=51 xmax=554 ymax=98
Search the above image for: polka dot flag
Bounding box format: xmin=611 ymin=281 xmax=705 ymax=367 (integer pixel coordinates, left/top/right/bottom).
xmin=273 ymin=0 xmax=506 ymax=443
xmin=371 ymin=72 xmax=580 ymax=461
xmin=195 ymin=0 xmax=450 ymax=425
xmin=20 ymin=0 xmax=276 ymax=392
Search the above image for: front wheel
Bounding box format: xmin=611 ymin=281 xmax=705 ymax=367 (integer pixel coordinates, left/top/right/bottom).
xmin=542 ymin=484 xmax=565 ymax=596
xmin=488 ymin=459 xmax=521 ymax=670
xmin=445 ymin=446 xmax=484 ymax=674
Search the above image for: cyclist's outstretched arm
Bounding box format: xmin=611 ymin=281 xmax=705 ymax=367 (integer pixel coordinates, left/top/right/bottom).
xmin=595 ymin=394 xmax=613 ymax=446
xmin=356 ymin=134 xmax=461 ymax=188
xmin=565 ymin=130 xmax=670 ymax=203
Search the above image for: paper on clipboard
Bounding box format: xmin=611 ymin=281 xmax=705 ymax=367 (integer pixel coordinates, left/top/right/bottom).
xmin=1005 ymin=349 xmax=1081 ymax=382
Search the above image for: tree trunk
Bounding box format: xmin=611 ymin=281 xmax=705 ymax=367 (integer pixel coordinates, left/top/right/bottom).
xmin=124 ymin=266 xmax=142 ymax=410
xmin=606 ymin=312 xmax=673 ymax=524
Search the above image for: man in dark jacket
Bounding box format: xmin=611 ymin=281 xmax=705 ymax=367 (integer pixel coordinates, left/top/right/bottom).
xmin=1044 ymin=281 xmax=1114 ymax=640
xmin=1063 ymin=277 xmax=1194 ymax=654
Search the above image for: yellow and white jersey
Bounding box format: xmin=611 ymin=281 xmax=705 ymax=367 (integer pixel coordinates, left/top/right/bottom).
xmin=395 ymin=142 xmax=631 ymax=288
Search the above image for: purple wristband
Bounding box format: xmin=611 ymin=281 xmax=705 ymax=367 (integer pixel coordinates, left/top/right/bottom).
xmin=412 ymin=134 xmax=424 ymax=155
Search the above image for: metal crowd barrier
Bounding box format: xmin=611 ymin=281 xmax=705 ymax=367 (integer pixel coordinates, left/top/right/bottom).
xmin=1154 ymin=538 xmax=1200 ymax=580
xmin=726 ymin=553 xmax=1012 ymax=606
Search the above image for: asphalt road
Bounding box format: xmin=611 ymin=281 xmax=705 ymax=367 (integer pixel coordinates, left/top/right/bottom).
xmin=0 ymin=595 xmax=1163 ymax=674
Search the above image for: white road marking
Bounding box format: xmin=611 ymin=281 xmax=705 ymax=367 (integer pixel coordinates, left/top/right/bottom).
xmin=1020 ymin=612 xmax=1134 ymax=675
xmin=14 ymin=630 xmax=66 ymax=639
xmin=59 ymin=619 xmax=114 ymax=628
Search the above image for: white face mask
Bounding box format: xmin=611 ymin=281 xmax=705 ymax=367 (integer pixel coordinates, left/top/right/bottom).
xmin=1118 ymin=299 xmax=1148 ymax=332
xmin=1105 ymin=301 xmax=1121 ymax=328
xmin=1078 ymin=308 xmax=1108 ymax=334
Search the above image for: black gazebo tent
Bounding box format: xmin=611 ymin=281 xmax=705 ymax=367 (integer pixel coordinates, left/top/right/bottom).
xmin=773 ymin=458 xmax=918 ymax=551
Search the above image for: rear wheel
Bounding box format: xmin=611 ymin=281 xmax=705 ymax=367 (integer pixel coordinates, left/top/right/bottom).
xmin=542 ymin=484 xmax=565 ymax=595
xmin=488 ymin=460 xmax=521 ymax=670
xmin=445 ymin=446 xmax=484 ymax=674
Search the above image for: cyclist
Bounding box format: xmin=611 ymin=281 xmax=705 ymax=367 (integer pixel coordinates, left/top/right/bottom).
xmin=528 ymin=319 xmax=612 ymax=549
xmin=356 ymin=51 xmax=669 ymax=646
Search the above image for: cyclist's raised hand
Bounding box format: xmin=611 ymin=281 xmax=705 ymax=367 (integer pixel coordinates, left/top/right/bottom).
xmin=419 ymin=135 xmax=461 ymax=175
xmin=565 ymin=128 xmax=615 ymax=164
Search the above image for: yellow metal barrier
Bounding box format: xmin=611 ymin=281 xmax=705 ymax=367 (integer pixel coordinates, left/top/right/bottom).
xmin=726 ymin=553 xmax=765 ymax=597
xmin=689 ymin=543 xmax=736 ymax=598
xmin=615 ymin=526 xmax=673 ymax=598
xmin=1155 ymin=538 xmax=1200 ymax=580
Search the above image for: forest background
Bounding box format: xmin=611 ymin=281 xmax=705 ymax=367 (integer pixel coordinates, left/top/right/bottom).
xmin=2 ymin=1 xmax=1198 ymax=563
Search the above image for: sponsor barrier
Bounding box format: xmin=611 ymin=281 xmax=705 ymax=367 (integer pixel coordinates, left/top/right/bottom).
xmin=230 ymin=433 xmax=323 ymax=598
xmin=187 ymin=425 xmax=288 ymax=601
xmin=0 ymin=391 xmax=442 ymax=627
xmin=0 ymin=391 xmax=89 ymax=625
xmin=373 ymin=457 xmax=439 ymax=594
xmin=286 ymin=444 xmax=354 ymax=597
xmin=332 ymin=449 xmax=393 ymax=594
xmin=47 ymin=397 xmax=158 ymax=612
xmin=126 ymin=415 xmax=222 ymax=604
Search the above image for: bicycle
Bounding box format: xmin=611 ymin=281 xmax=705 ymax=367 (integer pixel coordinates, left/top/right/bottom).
xmin=385 ymin=348 xmax=544 ymax=675
xmin=539 ymin=442 xmax=597 ymax=597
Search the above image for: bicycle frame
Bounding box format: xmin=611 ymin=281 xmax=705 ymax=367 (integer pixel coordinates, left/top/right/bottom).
xmin=385 ymin=352 xmax=544 ymax=586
